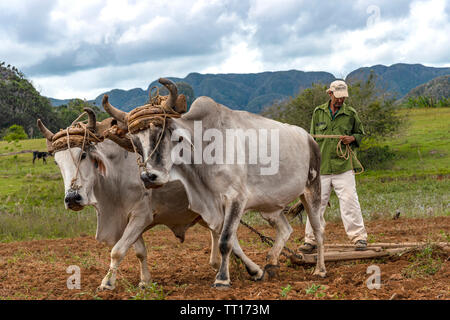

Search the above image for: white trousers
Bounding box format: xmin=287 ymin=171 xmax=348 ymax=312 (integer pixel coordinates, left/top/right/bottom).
xmin=305 ymin=170 xmax=367 ymax=244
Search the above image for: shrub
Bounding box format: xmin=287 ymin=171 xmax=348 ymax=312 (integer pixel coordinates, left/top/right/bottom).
xmin=2 ymin=124 xmax=28 ymax=142
xmin=403 ymin=96 xmax=450 ymax=108
xmin=358 ymin=145 xmax=396 ymax=170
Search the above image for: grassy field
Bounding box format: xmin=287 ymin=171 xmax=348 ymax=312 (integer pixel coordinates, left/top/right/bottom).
xmin=0 ymin=108 xmax=449 ymax=242
xmin=0 ymin=139 xmax=96 ymax=242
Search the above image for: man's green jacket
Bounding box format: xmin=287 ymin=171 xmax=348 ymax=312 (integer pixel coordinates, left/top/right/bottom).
xmin=310 ymin=101 xmax=365 ymax=175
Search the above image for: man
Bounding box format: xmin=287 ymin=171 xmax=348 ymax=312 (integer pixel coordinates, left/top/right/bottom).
xmin=300 ymin=80 xmax=368 ymax=252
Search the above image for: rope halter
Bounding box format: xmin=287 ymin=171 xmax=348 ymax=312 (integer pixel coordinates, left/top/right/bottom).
xmin=51 ymin=113 xmax=104 ymax=190
xmin=125 ymin=91 xmax=181 ymax=171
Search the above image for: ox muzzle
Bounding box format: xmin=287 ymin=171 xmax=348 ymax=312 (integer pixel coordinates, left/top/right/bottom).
xmin=65 ymin=189 xmax=84 ymax=211
xmin=140 ymin=171 xmax=168 ymax=189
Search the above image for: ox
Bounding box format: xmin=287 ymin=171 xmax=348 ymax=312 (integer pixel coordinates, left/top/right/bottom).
xmin=37 ymin=109 xmax=221 ymax=290
xmin=104 ymin=78 xmax=326 ymax=289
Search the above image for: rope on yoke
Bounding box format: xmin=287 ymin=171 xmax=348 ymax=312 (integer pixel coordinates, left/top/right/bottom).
xmin=312 ymin=134 xmax=364 ymax=175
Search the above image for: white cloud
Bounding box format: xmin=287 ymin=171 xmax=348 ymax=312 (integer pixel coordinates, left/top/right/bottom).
xmin=0 ymin=0 xmax=448 ymax=99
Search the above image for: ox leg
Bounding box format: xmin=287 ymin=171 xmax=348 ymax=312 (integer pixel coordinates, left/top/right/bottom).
xmin=133 ymin=235 xmax=151 ymax=288
xmin=231 ymin=236 xmax=264 ymax=281
xmin=301 ymin=191 xmax=326 ymax=278
xmin=98 ymin=215 xmax=150 ymax=291
xmin=198 ymin=220 xmax=221 ymax=270
xmin=213 ymin=200 xmax=245 ymax=289
xmin=260 ymin=210 xmax=293 ymax=279
xmin=209 ymin=229 xmax=221 ymax=270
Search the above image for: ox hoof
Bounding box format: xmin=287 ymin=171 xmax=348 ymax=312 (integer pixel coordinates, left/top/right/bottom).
xmin=138 ymin=281 xmax=150 ymax=289
xmin=97 ymin=283 xmax=115 ymax=291
xmin=313 ymin=268 xmax=327 ymax=278
xmin=212 ymin=282 xmax=231 ymax=290
xmin=264 ymin=264 xmax=280 ymax=280
xmin=250 ymin=269 xmax=265 ymax=282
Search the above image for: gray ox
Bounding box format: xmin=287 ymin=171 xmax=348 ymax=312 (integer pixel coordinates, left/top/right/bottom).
xmin=104 ymin=78 xmax=326 ymax=289
xmin=37 ymin=109 xmax=222 ymax=290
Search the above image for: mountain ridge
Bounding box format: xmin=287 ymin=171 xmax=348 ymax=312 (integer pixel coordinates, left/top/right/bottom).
xmin=48 ymin=63 xmax=450 ymax=113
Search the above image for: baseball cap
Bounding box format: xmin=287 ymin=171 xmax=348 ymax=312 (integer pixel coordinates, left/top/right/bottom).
xmin=326 ymin=80 xmax=349 ymax=98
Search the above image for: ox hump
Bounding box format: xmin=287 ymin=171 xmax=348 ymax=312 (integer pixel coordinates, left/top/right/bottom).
xmin=182 ymin=96 xmax=223 ymax=121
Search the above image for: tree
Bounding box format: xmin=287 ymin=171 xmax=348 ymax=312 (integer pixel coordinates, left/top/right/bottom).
xmin=0 ymin=63 xmax=59 ymax=137
xmin=2 ymin=124 xmax=28 ymax=142
xmin=262 ymin=83 xmax=329 ymax=131
xmin=53 ymin=99 xmax=110 ymax=129
xmin=262 ymin=74 xmax=403 ymax=140
xmin=262 ymin=74 xmax=404 ymax=170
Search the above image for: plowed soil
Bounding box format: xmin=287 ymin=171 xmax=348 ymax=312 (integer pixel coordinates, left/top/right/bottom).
xmin=0 ymin=217 xmax=448 ymax=300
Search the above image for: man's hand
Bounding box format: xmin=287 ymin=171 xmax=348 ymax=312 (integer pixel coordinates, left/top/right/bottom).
xmin=340 ymin=135 xmax=355 ymax=145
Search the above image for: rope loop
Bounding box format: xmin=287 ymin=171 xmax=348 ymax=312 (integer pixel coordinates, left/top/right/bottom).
xmin=312 ymin=134 xmax=364 ymax=175
xmin=149 ymin=86 xmax=160 ymax=104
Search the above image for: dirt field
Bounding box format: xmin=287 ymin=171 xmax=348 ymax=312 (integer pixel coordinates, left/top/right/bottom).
xmin=0 ymin=217 xmax=448 ymax=300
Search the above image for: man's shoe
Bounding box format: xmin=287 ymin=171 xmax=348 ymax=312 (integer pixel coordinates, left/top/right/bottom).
xmin=298 ymin=243 xmax=317 ymax=254
xmin=355 ymin=240 xmax=368 ymax=251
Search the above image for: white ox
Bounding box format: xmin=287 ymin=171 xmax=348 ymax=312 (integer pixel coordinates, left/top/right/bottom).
xmin=104 ymin=78 xmax=326 ymax=289
xmin=37 ymin=109 xmax=222 ymax=290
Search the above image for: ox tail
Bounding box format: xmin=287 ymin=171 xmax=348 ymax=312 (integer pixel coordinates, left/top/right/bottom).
xmin=283 ymin=201 xmax=304 ymax=222
xmin=307 ymin=135 xmax=321 ymax=187
xmin=305 ymin=135 xmax=321 ymax=203
xmin=283 ymin=135 xmax=322 ymax=222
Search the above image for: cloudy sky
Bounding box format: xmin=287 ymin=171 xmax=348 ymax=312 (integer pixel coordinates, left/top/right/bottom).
xmin=1 ymin=0 xmax=449 ymax=99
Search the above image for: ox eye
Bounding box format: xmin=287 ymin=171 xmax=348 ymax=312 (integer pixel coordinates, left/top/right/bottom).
xmin=81 ymin=152 xmax=87 ymax=160
xmin=94 ymin=160 xmax=98 ymax=168
xmin=178 ymin=136 xmax=184 ymax=142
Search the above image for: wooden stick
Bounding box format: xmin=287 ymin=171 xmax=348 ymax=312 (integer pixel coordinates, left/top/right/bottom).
xmin=325 ymin=242 xmax=449 ymax=249
xmin=297 ymin=247 xmax=413 ymax=264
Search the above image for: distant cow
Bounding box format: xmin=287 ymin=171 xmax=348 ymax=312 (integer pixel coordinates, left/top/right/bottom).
xmin=32 ymin=151 xmax=50 ymax=164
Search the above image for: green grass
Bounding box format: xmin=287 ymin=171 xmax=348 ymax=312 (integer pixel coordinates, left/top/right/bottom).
xmin=402 ymin=243 xmax=445 ymax=278
xmin=0 ymin=108 xmax=449 ymax=242
xmin=280 ymin=284 xmax=292 ymax=298
xmin=246 ymin=108 xmax=450 ymax=224
xmin=305 ymin=284 xmax=326 ymax=298
xmin=364 ymin=108 xmax=449 ymax=177
xmin=0 ymin=139 xmax=96 ymax=242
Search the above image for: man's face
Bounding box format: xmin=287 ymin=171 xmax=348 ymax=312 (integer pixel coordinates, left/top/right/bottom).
xmin=329 ymin=92 xmax=345 ymax=107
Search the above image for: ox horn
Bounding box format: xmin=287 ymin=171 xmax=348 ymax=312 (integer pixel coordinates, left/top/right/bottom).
xmin=158 ymin=78 xmax=178 ymax=112
xmin=83 ymin=107 xmax=96 ymax=132
xmin=102 ymin=95 xmax=127 ymax=124
xmin=37 ymin=119 xmax=54 ymax=141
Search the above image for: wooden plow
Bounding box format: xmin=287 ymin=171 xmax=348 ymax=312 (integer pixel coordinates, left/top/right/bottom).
xmin=289 ymin=242 xmax=450 ymax=265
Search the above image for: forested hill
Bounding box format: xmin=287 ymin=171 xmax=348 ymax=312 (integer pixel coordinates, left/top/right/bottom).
xmin=0 ymin=63 xmax=108 ymax=138
xmin=0 ymin=63 xmax=59 ymax=136
xmin=92 ymin=70 xmax=336 ymax=113
xmin=89 ymin=63 xmax=450 ymax=113
xmin=2 ymin=61 xmax=449 ymax=137
xmin=402 ymin=75 xmax=450 ymax=100
xmin=346 ymin=63 xmax=450 ymax=98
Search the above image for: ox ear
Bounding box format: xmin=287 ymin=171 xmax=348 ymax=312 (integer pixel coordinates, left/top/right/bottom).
xmin=174 ymin=94 xmax=187 ymax=114
xmin=90 ymin=152 xmax=107 ymax=177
